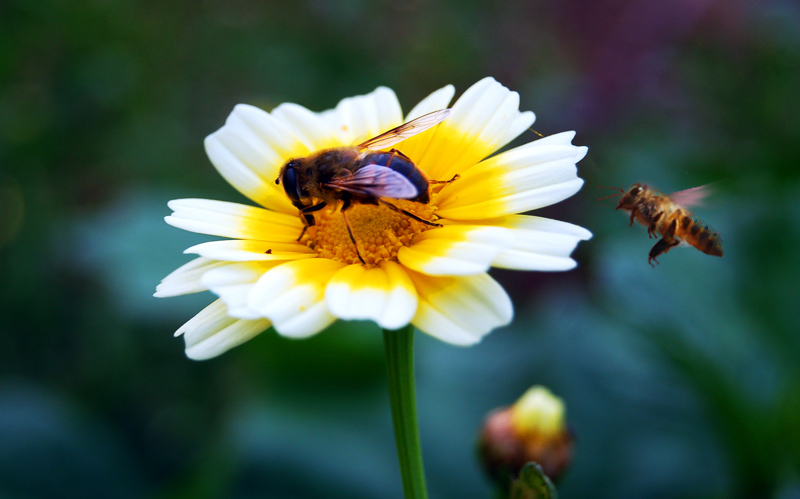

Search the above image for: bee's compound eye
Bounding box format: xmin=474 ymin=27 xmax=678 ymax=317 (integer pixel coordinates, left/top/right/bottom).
xmin=282 ymin=165 xmax=302 ymax=203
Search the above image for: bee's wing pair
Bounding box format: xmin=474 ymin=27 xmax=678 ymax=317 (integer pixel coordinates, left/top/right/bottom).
xmin=326 ymin=165 xmax=419 ymax=199
xmin=670 ymin=184 xmax=713 ymax=207
xmin=357 ymin=108 xmax=451 ymax=150
xmin=324 ymin=108 xmax=451 ymax=199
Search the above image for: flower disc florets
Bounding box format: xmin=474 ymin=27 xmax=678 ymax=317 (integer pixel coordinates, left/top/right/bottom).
xmin=304 ymin=199 xmax=439 ymax=267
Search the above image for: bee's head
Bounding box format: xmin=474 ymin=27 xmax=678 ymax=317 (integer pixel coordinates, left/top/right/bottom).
xmin=277 ymin=159 xmax=304 ymax=204
xmin=616 ymin=183 xmax=646 ymax=210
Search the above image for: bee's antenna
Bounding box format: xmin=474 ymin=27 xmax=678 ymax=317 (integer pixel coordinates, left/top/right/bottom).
xmin=527 ymin=127 xmax=544 ymax=138
xmin=597 ymin=186 xmax=625 ymax=201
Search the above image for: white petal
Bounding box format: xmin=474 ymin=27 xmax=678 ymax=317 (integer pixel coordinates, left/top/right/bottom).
xmin=492 ymin=250 xmax=578 ymax=271
xmin=408 ymin=271 xmax=512 ymax=346
xmin=177 ymin=300 xmax=270 ymax=360
xmin=405 ymin=85 xmax=456 ymax=121
xmin=155 ymin=257 xmax=226 ymax=297
xmin=500 ymin=214 xmax=593 ymax=239
xmin=400 ymin=77 xmax=534 ymax=181
xmin=450 ymin=77 xmax=529 ymax=141
xmin=270 ymin=300 xmax=336 ymax=339
xmin=204 ymin=104 xmax=304 ymax=214
xmin=201 ymin=262 xmax=279 ymax=319
xmin=165 ymin=198 xmax=303 ymax=241
xmin=484 ymin=178 xmax=585 ymax=215
xmin=247 ymin=259 xmax=344 ymax=338
xmin=325 ymin=261 xmax=418 ymax=330
xmin=397 ymin=225 xmax=515 ymax=276
xmin=270 ymin=103 xmax=341 ymax=152
xmin=525 ymin=130 xmax=579 ymax=147
xmin=435 ymin=134 xmax=588 ymax=219
xmin=497 ymin=110 xmax=536 ymax=150
xmin=324 ymin=87 xmax=404 ymax=145
xmin=433 ymin=216 xmax=591 ymax=271
xmin=491 ymin=217 xmax=592 ymax=270
xmin=184 ymin=240 xmax=316 ymax=262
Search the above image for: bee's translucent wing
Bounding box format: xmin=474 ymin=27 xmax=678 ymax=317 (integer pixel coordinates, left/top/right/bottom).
xmin=357 ymin=109 xmax=451 ymax=150
xmin=671 ymin=184 xmax=713 ymax=207
xmin=325 ymin=164 xmax=419 ymax=199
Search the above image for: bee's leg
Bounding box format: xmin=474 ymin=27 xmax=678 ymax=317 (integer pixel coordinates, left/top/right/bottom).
xmin=298 ymin=201 xmax=327 ymax=240
xmin=427 ymin=174 xmax=459 ymax=198
xmin=648 ymin=219 xmax=679 ymax=267
xmin=428 ymin=173 xmax=460 ymax=185
xmin=339 ymin=209 xmax=366 ymax=265
xmin=647 ymin=212 xmax=662 ymax=239
xmin=297 ymin=225 xmax=309 ymax=241
xmin=378 ymin=199 xmax=441 ymax=227
xmin=389 ymin=148 xmax=412 ymax=161
xmin=300 ymin=201 xmax=327 ymax=219
xmin=629 ymin=206 xmax=638 ymax=227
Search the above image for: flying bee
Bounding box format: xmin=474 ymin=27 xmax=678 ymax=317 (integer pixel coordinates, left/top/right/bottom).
xmin=601 ymin=183 xmax=723 ymax=266
xmin=276 ymin=108 xmax=455 ymax=264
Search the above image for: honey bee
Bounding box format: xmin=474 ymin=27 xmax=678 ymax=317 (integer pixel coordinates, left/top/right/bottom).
xmin=602 ymin=183 xmax=723 ymax=266
xmin=276 ymin=108 xmax=454 ymax=263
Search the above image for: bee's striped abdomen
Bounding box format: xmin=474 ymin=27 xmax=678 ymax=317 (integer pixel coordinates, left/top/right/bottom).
xmin=678 ymin=215 xmax=723 ymax=257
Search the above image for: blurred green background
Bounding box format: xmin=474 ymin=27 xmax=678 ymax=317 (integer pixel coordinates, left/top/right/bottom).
xmin=2 ymin=0 xmax=799 ymax=497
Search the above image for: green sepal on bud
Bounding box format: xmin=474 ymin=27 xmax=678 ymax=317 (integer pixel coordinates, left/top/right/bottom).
xmin=478 ymin=386 xmax=573 ymax=490
xmin=510 ymin=463 xmax=558 ymax=499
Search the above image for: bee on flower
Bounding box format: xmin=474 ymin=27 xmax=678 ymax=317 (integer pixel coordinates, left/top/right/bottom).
xmin=275 ymin=108 xmax=456 ymax=264
xmin=155 ymin=77 xmax=592 ymax=359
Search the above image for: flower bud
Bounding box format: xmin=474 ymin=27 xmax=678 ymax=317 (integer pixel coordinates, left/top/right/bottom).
xmin=478 ymin=386 xmax=573 ymax=485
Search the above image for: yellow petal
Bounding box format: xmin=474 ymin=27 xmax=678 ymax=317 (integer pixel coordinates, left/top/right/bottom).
xmin=397 ymin=225 xmax=514 ymax=275
xmin=436 ymin=132 xmax=587 ymax=219
xmin=165 ymin=198 xmax=303 ymax=241
xmin=398 ymin=77 xmax=534 ymax=181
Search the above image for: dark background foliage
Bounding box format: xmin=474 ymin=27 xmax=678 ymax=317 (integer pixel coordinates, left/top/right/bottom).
xmin=2 ymin=0 xmax=799 ymax=497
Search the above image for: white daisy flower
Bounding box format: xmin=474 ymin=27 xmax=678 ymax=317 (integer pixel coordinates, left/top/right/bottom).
xmin=156 ymin=77 xmax=591 ymax=360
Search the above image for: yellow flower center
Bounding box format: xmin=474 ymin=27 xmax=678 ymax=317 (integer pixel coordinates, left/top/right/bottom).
xmin=301 ymin=198 xmax=438 ymax=267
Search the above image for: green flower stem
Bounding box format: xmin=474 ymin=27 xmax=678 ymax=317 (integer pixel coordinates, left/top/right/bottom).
xmin=383 ymin=325 xmax=428 ymax=499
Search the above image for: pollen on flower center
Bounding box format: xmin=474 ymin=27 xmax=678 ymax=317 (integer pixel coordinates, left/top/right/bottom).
xmin=301 ymin=199 xmax=438 ymax=267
